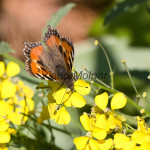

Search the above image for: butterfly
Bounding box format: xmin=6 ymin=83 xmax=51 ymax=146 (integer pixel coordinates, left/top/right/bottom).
xmin=23 ymin=25 xmax=74 ymax=90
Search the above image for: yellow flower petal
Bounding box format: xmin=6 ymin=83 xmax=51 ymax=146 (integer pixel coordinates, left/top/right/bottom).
xmin=137 ymin=116 xmax=147 ymax=132
xmin=80 ymin=113 xmax=91 ymax=131
xmin=89 ymin=139 xmax=99 ymax=150
xmin=0 ymin=132 xmax=10 ymax=143
xmin=64 ymin=98 xmax=72 ymax=107
xmin=92 ymin=128 xmax=107 ymax=140
xmin=54 ymin=106 xmax=71 ymax=125
xmin=111 ymin=92 xmax=127 ymax=110
xmin=0 ymin=144 xmax=8 ymax=150
xmin=95 ymin=114 xmax=110 ymax=131
xmin=141 ymin=142 xmax=150 ymax=150
xmin=114 ymin=133 xmax=130 ymax=149
xmin=0 ymin=100 xmax=13 ymax=116
xmin=123 ymin=141 xmax=136 ymax=150
xmin=7 ymin=128 xmax=17 ymax=134
xmin=0 ymin=121 xmax=9 ymax=132
xmin=74 ymin=136 xmax=89 ymax=149
xmin=0 ymin=62 xmax=5 ymax=77
xmin=48 ymin=103 xmax=58 ymax=119
xmin=85 ymin=144 xmax=90 ymax=150
xmin=19 ymin=98 xmax=34 ymax=113
xmin=95 ymin=92 xmax=108 ymax=110
xmin=8 ymin=112 xmax=24 ymax=125
xmin=108 ymin=114 xmax=122 ymax=129
xmin=94 ymin=40 xmax=99 ymax=46
xmin=74 ymin=79 xmax=91 ymax=95
xmin=7 ymin=96 xmax=18 ymax=105
xmin=97 ymin=138 xmax=113 ymax=150
xmin=1 ymin=80 xmax=17 ymax=99
xmin=6 ymin=61 xmax=20 ymax=77
xmin=69 ymin=92 xmax=86 ymax=108
xmin=131 ymin=131 xmax=150 ymax=144
xmin=22 ymin=86 xmax=34 ymax=99
xmin=53 ymin=88 xmax=70 ymax=104
xmin=37 ymin=106 xmax=50 ymax=124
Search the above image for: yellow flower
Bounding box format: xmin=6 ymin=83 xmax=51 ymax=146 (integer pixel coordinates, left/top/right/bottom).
xmin=0 ymin=119 xmax=11 ymax=144
xmin=45 ymin=79 xmax=90 ymax=125
xmin=48 ymin=102 xmax=71 ymax=125
xmin=137 ymin=116 xmax=148 ymax=132
xmin=0 ymin=132 xmax=10 ymax=144
xmin=8 ymin=112 xmax=24 ymax=125
xmin=19 ymin=98 xmax=34 ymax=113
xmin=6 ymin=62 xmax=20 ymax=77
xmin=0 ymin=118 xmax=9 ymax=132
xmin=0 ymin=80 xmax=17 ymax=99
xmin=95 ymin=92 xmax=108 ymax=111
xmin=74 ymin=113 xmax=108 ymax=149
xmin=114 ymin=117 xmax=150 ymax=150
xmin=48 ymin=102 xmax=58 ymax=119
xmin=52 ymin=79 xmax=91 ymax=108
xmin=141 ymin=142 xmax=150 ymax=150
xmin=131 ymin=131 xmax=150 ymax=144
xmin=0 ymin=62 xmax=5 ymax=77
xmin=114 ymin=133 xmax=130 ymax=149
xmin=0 ymin=144 xmax=8 ymax=150
xmin=95 ymin=92 xmax=127 ymax=111
xmin=0 ymin=100 xmax=13 ymax=116
xmin=74 ymin=137 xmax=99 ymax=150
xmin=53 ymin=106 xmax=71 ymax=125
xmin=8 ymin=98 xmax=34 ymax=125
xmin=74 ymin=79 xmax=91 ymax=95
xmin=0 ymin=61 xmax=20 ymax=78
xmin=74 ymin=136 xmax=90 ymax=149
xmin=16 ymin=80 xmax=34 ymax=98
xmin=94 ymin=40 xmax=99 ymax=46
xmin=111 ymin=92 xmax=127 ymax=110
xmin=94 ymin=92 xmax=126 ymax=132
xmin=97 ymin=138 xmax=113 ymax=150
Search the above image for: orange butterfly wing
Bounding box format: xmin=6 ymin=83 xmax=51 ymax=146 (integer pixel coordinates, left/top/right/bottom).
xmin=23 ymin=41 xmax=57 ymax=80
xmin=61 ymin=36 xmax=74 ymax=72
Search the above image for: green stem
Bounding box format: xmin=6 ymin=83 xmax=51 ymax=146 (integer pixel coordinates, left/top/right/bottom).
xmin=41 ymin=99 xmax=55 ymax=144
xmin=122 ymin=61 xmax=140 ymax=103
xmin=24 ymin=114 xmax=71 ymax=135
xmin=2 ymin=53 xmax=25 ymax=68
xmin=98 ymin=43 xmax=114 ymax=89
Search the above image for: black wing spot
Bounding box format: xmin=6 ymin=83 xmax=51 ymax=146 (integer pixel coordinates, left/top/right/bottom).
xmin=37 ymin=60 xmax=44 ymax=66
xmin=59 ymin=45 xmax=63 ymax=54
xmin=64 ymin=52 xmax=66 ymax=58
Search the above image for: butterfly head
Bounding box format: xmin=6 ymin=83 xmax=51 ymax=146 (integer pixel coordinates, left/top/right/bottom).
xmin=64 ymin=78 xmax=74 ymax=91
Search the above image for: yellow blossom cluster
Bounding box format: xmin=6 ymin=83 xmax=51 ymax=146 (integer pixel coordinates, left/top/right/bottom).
xmin=114 ymin=116 xmax=150 ymax=150
xmin=74 ymin=92 xmax=127 ymax=150
xmin=0 ymin=61 xmax=34 ymax=149
xmin=38 ymin=79 xmax=91 ymax=125
xmin=74 ymin=92 xmax=150 ymax=150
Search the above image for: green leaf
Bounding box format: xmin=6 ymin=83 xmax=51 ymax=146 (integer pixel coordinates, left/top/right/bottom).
xmin=2 ymin=53 xmax=25 ymax=68
xmin=0 ymin=42 xmax=14 ymax=54
xmin=104 ymin=0 xmax=148 ymax=25
xmin=42 ymin=3 xmax=76 ymax=37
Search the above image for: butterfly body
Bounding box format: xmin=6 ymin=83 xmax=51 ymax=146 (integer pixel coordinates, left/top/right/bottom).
xmin=23 ymin=25 xmax=74 ymax=90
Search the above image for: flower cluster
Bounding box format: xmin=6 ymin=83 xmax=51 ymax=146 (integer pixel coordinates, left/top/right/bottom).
xmin=0 ymin=61 xmax=34 ymax=149
xmin=114 ymin=116 xmax=150 ymax=149
xmin=74 ymin=92 xmax=127 ymax=150
xmin=38 ymin=79 xmax=91 ymax=125
xmin=73 ymin=91 xmax=150 ymax=150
